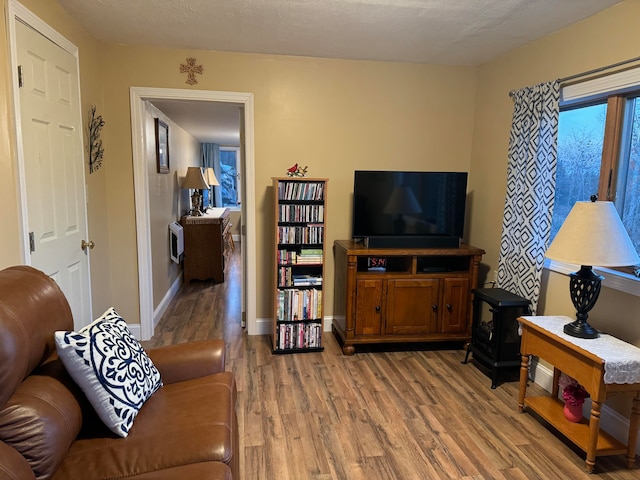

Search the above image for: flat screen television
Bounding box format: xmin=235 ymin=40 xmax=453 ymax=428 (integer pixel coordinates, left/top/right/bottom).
xmin=352 ymin=170 xmax=468 ymax=248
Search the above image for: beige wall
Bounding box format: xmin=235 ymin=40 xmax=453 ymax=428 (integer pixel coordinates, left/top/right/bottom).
xmin=0 ymin=3 xmax=20 ymax=267
xmin=228 ymin=210 xmax=241 ymax=238
xmin=98 ymin=44 xmax=478 ymax=322
xmin=469 ymin=2 xmax=639 ymax=414
xmin=146 ymin=102 xmax=201 ymax=308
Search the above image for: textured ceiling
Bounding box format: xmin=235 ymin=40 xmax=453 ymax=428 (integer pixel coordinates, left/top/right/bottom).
xmin=150 ymin=99 xmax=242 ymax=146
xmin=55 ymin=0 xmax=622 ymax=144
xmin=58 ymin=0 xmax=621 ymax=66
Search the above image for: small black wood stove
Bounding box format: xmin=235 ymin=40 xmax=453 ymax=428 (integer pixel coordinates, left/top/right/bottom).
xmin=463 ymin=287 xmax=531 ymax=388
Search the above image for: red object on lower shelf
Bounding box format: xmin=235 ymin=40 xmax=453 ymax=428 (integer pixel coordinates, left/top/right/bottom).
xmin=563 ymin=402 xmax=583 ymax=423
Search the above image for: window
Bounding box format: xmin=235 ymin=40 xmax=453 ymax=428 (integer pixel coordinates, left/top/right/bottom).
xmin=219 ymin=147 xmax=241 ymax=208
xmin=553 ymin=72 xmax=640 ymax=284
xmin=553 ymin=102 xmax=606 ymax=239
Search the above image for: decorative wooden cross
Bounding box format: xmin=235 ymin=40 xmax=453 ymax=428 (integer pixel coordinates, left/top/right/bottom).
xmin=179 ymin=57 xmax=204 ymax=85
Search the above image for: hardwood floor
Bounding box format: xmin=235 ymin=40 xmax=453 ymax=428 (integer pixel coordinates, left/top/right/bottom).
xmin=145 ymin=249 xmax=639 ymax=479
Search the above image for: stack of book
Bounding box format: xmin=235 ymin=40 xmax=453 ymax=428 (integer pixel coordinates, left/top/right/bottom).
xmin=278 ymin=181 xmax=325 ymax=201
xmin=292 ymin=274 xmax=323 ymax=286
xmin=276 ymin=288 xmax=322 ymax=321
xmin=296 ymin=248 xmax=323 ymax=264
xmin=277 ymin=225 xmax=324 ymax=244
xmin=277 ymin=249 xmax=296 ymax=264
xmin=277 ymin=323 xmax=322 ymax=350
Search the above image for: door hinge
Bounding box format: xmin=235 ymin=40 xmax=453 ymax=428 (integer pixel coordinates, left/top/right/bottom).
xmin=29 ymin=231 xmax=35 ymax=253
xmin=18 ymin=65 xmax=24 ymax=88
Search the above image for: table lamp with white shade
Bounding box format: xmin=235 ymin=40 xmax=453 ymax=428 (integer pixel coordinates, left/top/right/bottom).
xmin=204 ymin=167 xmax=220 ymax=209
xmin=545 ymin=197 xmax=640 ymax=338
xmin=181 ymin=167 xmax=209 ymax=216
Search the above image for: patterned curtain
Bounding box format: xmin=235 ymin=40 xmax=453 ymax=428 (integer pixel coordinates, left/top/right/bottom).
xmin=496 ymin=81 xmax=560 ymax=313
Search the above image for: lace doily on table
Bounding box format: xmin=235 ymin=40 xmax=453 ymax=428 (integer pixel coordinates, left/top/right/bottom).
xmin=520 ymin=316 xmax=640 ymax=385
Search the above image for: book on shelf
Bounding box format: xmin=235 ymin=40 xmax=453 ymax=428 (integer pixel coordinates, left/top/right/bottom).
xmin=277 ymin=225 xmax=324 ymax=244
xmin=278 ymin=204 xmax=324 ymax=223
xmin=296 ymin=257 xmax=322 ymax=264
xmin=276 ymin=288 xmax=322 ymax=321
xmin=297 ymin=247 xmax=323 ymax=264
xmin=277 ymin=249 xmax=297 ymax=264
xmin=278 ymin=181 xmax=325 ymax=202
xmin=292 ymin=274 xmax=323 ymax=286
xmin=300 ymin=248 xmax=323 ymax=255
xmin=277 ymin=322 xmax=322 ymax=350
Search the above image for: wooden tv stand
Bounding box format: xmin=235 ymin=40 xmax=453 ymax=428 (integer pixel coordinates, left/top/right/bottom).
xmin=332 ymin=240 xmax=484 ymax=355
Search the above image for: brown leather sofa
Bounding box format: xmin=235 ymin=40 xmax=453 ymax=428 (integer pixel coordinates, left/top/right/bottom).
xmin=0 ymin=266 xmax=238 ymax=480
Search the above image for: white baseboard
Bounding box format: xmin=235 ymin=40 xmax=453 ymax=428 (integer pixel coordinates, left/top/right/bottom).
xmin=128 ymin=323 xmax=142 ymax=339
xmin=324 ymin=316 xmax=332 ymax=331
xmin=127 ymin=275 xmax=182 ymax=340
xmin=530 ymin=359 xmax=640 ymax=455
xmin=130 ymin=275 xmax=182 ymax=340
xmin=255 ymin=317 xmax=272 ymax=335
xmin=153 ymin=274 xmax=182 ymax=329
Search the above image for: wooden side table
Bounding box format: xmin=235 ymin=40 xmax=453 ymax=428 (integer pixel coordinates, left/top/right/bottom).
xmin=518 ymin=315 xmax=640 ymax=473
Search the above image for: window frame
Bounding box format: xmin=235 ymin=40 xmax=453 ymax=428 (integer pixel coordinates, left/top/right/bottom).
xmin=547 ymin=68 xmax=640 ymax=296
xmin=219 ymin=146 xmax=241 ymax=211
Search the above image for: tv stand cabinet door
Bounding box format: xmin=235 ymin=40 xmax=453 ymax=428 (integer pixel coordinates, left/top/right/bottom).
xmin=385 ymin=278 xmax=439 ymax=335
xmin=440 ymin=277 xmax=469 ymax=334
xmin=355 ymin=278 xmax=384 ymax=336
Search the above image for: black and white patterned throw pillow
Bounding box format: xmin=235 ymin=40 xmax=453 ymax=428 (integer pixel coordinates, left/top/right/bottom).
xmin=54 ymin=307 xmax=162 ymax=437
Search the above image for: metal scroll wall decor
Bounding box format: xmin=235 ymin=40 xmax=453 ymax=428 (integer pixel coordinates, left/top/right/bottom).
xmin=179 ymin=57 xmax=204 ymax=85
xmin=87 ymin=105 xmax=105 ymax=173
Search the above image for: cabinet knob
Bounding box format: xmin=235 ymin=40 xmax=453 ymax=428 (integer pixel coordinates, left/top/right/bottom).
xmin=446 ymin=304 xmax=453 ymax=312
xmin=375 ymin=305 xmax=381 ymax=312
xmin=432 ymin=304 xmax=438 ymax=312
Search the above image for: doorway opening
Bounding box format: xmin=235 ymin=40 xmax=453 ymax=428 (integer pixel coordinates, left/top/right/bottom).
xmin=130 ymin=87 xmax=257 ymax=340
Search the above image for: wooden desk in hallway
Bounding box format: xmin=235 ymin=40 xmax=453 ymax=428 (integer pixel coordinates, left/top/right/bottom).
xmin=181 ymin=208 xmax=231 ymax=284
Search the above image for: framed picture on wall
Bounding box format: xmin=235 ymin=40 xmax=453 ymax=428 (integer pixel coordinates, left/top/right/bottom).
xmin=155 ymin=118 xmax=170 ymax=174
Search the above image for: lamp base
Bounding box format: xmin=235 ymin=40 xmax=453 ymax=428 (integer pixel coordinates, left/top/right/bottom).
xmin=564 ymin=265 xmax=603 ymax=339
xmin=563 ymin=319 xmax=599 ymax=339
xmin=189 ymin=191 xmax=204 ymax=216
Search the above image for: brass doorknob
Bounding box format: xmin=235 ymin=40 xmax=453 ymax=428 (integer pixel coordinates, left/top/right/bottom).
xmin=81 ymin=240 xmax=95 ymax=251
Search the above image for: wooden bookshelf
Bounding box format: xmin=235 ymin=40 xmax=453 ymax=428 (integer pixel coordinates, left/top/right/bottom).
xmin=272 ymin=177 xmax=328 ymax=353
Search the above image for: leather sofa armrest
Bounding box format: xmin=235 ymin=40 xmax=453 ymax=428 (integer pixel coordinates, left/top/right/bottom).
xmin=0 ymin=441 xmax=36 ymax=480
xmin=146 ymin=339 xmax=226 ymax=385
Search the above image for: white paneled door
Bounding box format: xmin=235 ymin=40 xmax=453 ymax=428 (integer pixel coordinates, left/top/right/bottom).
xmin=16 ymin=20 xmax=92 ymax=329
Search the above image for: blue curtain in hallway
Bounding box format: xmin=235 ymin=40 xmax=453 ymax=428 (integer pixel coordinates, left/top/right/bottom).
xmin=496 ymin=81 xmax=559 ymax=313
xmin=202 ymin=143 xmax=221 ymax=207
